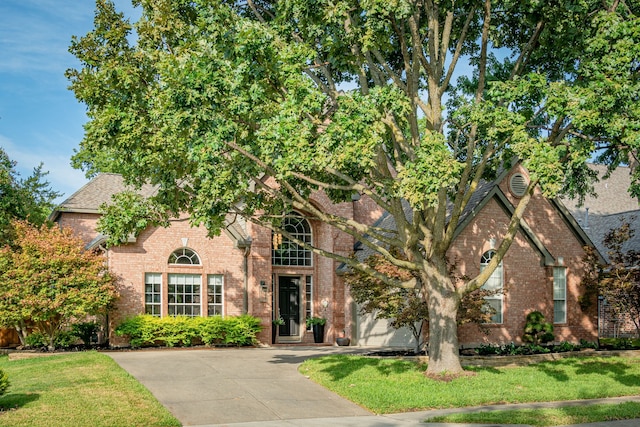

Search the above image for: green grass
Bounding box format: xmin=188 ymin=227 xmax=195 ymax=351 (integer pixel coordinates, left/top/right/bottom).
xmin=299 ymin=355 xmax=640 ymax=414
xmin=0 ymin=352 xmax=180 ymax=427
xmin=428 ymin=402 xmax=640 ymax=426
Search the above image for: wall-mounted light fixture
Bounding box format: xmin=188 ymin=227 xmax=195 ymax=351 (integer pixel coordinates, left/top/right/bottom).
xmin=321 ymin=299 xmax=329 ymax=309
xmin=260 ymin=280 xmax=268 ymax=303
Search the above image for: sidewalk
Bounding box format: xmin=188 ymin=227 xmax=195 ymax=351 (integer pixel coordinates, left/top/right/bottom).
xmin=107 ymin=346 xmax=640 ymax=427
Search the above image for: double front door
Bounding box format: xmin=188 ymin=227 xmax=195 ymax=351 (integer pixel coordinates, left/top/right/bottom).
xmin=278 ymin=276 xmax=300 ymax=337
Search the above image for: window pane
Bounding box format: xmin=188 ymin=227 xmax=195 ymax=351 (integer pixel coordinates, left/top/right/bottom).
xmin=207 ymin=275 xmax=224 ymax=317
xmin=145 ymin=273 xmax=162 ymax=317
xmin=554 ymin=301 xmax=566 ymax=324
xmin=553 ymin=267 xmax=567 ymax=323
xmin=168 ymin=274 xmax=202 ymax=317
xmin=272 ymin=213 xmax=312 ymax=266
xmin=480 ymin=251 xmax=503 ymax=324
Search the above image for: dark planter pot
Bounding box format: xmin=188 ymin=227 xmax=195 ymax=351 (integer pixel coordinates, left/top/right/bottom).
xmin=312 ymin=324 xmax=325 ymax=343
xmin=336 ymin=337 xmax=350 ymax=346
xmin=271 ymin=324 xmax=277 ymax=344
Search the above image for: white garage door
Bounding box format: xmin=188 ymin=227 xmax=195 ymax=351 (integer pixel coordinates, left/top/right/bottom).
xmin=355 ymin=311 xmax=418 ymax=348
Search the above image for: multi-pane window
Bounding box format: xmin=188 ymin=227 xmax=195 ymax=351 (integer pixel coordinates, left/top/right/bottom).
xmin=480 ymin=250 xmax=503 ymax=324
xmin=169 ymin=248 xmax=201 ymax=265
xmin=305 ymin=276 xmax=313 ymax=331
xmin=272 ymin=213 xmax=312 ymax=266
xmin=145 ymin=273 xmax=162 ymax=316
xmin=553 ymin=267 xmax=567 ymax=324
xmin=207 ymin=275 xmax=224 ymax=316
xmin=168 ymin=274 xmax=202 ymax=316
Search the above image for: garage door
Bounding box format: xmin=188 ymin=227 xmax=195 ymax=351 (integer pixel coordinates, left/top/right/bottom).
xmin=355 ymin=311 xmax=419 ymax=348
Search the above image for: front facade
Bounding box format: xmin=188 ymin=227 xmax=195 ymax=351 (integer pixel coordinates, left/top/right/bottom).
xmin=353 ymin=164 xmax=600 ymax=348
xmin=52 ymin=174 xmax=381 ymax=346
xmin=51 ymin=164 xmax=605 ymax=349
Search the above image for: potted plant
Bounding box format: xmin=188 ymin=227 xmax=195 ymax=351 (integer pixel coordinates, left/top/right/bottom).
xmin=306 ymin=317 xmax=326 ymax=343
xmin=272 ymin=317 xmax=285 ymax=344
xmin=336 ymin=329 xmax=350 ymax=346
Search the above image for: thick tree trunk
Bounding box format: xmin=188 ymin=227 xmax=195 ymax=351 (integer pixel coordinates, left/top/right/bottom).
xmin=424 ymin=265 xmax=464 ymax=375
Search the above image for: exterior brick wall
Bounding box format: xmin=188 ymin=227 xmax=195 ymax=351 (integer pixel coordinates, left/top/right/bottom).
xmin=105 ymin=216 xmax=247 ymax=346
xmin=55 ymin=164 xmax=598 ymax=349
xmin=453 ymin=165 xmax=597 ymax=347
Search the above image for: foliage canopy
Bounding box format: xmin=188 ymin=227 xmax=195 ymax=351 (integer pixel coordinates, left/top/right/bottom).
xmin=0 ymin=147 xmax=60 ymax=244
xmin=68 ymin=0 xmax=640 ymax=373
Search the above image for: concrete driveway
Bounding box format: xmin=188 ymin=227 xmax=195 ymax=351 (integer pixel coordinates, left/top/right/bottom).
xmin=107 ymin=346 xmax=372 ymax=426
xmin=108 ymin=346 xmax=640 ymax=427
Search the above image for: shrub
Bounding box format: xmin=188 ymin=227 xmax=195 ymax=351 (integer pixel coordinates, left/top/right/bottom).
xmin=24 ymin=330 xmax=76 ymax=350
xmin=71 ymin=321 xmax=101 ymax=347
xmin=553 ymin=341 xmax=580 ymax=353
xmin=580 ymin=339 xmax=599 ymax=350
xmin=115 ymin=315 xmax=263 ymax=348
xmin=522 ymin=311 xmax=554 ymax=344
xmin=0 ymin=369 xmax=9 ymax=397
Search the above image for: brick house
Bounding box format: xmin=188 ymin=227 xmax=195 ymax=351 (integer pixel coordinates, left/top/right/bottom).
xmin=51 ymin=173 xmax=383 ymax=346
xmin=48 ymin=163 xmax=612 ymax=349
xmin=354 ymin=163 xmax=602 ymax=348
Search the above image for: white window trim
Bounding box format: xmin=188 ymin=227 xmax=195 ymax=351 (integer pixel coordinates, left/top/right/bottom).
xmin=207 ymin=274 xmax=224 ymax=316
xmin=272 ymin=213 xmax=313 ymax=267
xmin=553 ymin=267 xmax=567 ymax=324
xmin=168 ymin=273 xmax=202 ymax=317
xmin=144 ymin=273 xmax=162 ymax=317
xmin=481 ymin=250 xmax=504 ymax=324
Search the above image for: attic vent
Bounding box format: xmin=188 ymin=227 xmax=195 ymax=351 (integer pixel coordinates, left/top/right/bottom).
xmin=509 ymin=173 xmax=528 ymax=197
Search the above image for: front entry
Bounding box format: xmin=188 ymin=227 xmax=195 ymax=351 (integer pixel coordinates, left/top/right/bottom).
xmin=278 ymin=277 xmax=300 ymax=337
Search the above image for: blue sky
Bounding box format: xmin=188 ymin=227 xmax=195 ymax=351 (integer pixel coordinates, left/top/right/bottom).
xmin=0 ymin=0 xmax=137 ymax=202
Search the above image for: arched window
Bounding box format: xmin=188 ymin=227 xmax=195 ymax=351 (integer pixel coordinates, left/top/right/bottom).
xmin=480 ymin=250 xmax=503 ymax=324
xmin=272 ymin=213 xmax=312 ymax=266
xmin=169 ymin=248 xmax=201 ymax=265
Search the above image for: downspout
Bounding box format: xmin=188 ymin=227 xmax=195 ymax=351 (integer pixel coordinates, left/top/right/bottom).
xmin=243 ymin=246 xmax=250 ymax=314
xmin=235 ymin=236 xmax=252 ymax=315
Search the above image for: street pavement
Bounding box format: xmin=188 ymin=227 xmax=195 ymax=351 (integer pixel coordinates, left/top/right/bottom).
xmin=107 ymin=346 xmax=640 ymax=427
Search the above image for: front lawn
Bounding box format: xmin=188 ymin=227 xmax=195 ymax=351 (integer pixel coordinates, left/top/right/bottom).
xmin=428 ymin=402 xmax=640 ymax=426
xmin=0 ymin=352 xmax=180 ymax=427
xmin=299 ymin=355 xmax=640 ymax=414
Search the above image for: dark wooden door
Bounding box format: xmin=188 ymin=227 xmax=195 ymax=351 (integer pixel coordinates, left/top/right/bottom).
xmin=278 ymin=277 xmax=300 ymax=336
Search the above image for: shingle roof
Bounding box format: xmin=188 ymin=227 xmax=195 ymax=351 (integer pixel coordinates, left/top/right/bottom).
xmin=52 ymin=173 xmax=250 ymax=245
xmin=562 ymin=164 xmax=640 ymax=218
xmin=561 ymin=164 xmax=640 ymax=261
xmin=343 ymin=164 xmax=600 ymax=271
xmin=54 ymin=173 xmax=157 ymax=214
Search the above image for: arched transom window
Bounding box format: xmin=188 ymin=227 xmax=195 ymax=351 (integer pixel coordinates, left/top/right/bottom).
xmin=480 ymin=250 xmax=503 ymax=324
xmin=169 ymin=248 xmax=201 ymax=265
xmin=272 ymin=213 xmax=312 ymax=266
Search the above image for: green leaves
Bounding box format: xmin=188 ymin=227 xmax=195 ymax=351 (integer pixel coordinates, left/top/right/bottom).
xmin=0 ymin=148 xmax=60 ymax=244
xmin=98 ymin=191 xmax=169 ymax=247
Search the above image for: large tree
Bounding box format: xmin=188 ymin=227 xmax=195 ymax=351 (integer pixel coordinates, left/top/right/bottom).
xmin=68 ymin=0 xmax=640 ymax=374
xmin=0 ymin=147 xmax=60 ymax=244
xmin=0 ymin=220 xmax=119 ymax=350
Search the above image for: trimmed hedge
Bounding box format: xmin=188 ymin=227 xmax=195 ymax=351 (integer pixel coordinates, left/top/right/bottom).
xmin=114 ymin=315 xmax=263 ymax=348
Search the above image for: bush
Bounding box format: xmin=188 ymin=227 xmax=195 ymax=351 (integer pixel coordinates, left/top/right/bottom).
xmin=599 ymin=337 xmax=640 ymax=350
xmin=115 ymin=315 xmax=263 ymax=348
xmin=522 ymin=311 xmax=554 ymax=344
xmin=0 ymin=369 xmax=9 ymax=397
xmin=24 ymin=330 xmax=76 ymax=350
xmin=71 ymin=321 xmax=100 ymax=347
